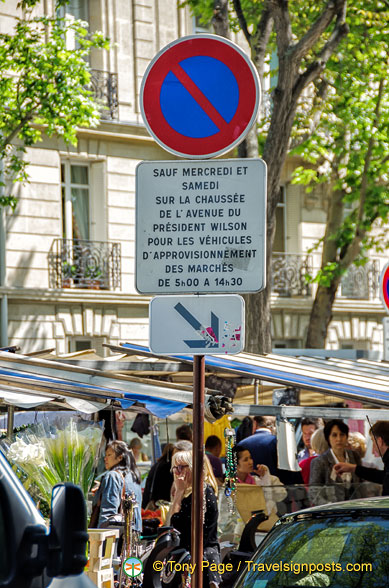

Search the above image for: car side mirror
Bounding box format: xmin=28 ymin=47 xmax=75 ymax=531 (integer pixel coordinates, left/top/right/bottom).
xmin=48 ymin=483 xmax=89 ymax=577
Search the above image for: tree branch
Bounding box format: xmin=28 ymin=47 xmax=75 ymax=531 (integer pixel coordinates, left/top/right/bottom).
xmin=1 ymin=111 xmax=35 ymax=149
xmin=232 ymin=0 xmax=251 ymax=45
xmin=251 ymin=0 xmax=273 ymax=68
xmin=292 ymin=19 xmax=349 ymax=100
xmin=212 ymin=0 xmax=230 ymax=38
xmin=338 ymin=213 xmax=379 ymax=271
xmin=337 ymin=82 xmax=385 ymax=269
xmin=378 ymin=153 xmax=389 ymax=167
xmin=270 ymin=0 xmax=293 ymax=56
xmin=357 ymin=79 xmax=385 ymax=225
xmin=292 ymin=0 xmax=347 ymax=63
xmin=289 ymin=78 xmax=329 ymax=149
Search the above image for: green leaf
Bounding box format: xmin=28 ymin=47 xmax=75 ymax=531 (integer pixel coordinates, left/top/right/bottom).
xmin=0 ymin=3 xmax=109 ymax=207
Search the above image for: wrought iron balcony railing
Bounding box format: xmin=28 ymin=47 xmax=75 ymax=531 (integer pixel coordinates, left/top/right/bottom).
xmin=48 ymin=239 xmax=121 ymax=290
xmin=90 ymin=69 xmax=118 ymax=120
xmin=340 ymin=259 xmax=380 ymax=300
xmin=271 ymin=253 xmax=313 ymax=297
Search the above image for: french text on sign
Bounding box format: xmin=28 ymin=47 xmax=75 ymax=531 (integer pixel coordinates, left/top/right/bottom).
xmin=140 ymin=35 xmax=260 ymax=159
xmin=149 ymin=295 xmax=245 ymax=355
xmin=135 ymin=159 xmax=267 ymax=295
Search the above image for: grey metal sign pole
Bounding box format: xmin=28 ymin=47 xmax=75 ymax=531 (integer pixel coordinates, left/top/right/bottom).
xmin=191 ymin=355 xmax=205 ymax=588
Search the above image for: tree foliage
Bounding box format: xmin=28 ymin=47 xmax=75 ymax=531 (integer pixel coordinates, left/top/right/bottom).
xmin=0 ymin=0 xmax=109 ymax=208
xmin=185 ymin=0 xmax=349 ymax=352
xmin=291 ymin=3 xmax=389 ymax=347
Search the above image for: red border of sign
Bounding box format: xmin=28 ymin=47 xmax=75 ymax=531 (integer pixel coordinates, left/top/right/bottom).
xmin=140 ymin=35 xmax=260 ymax=159
xmin=380 ymin=263 xmax=389 ymax=313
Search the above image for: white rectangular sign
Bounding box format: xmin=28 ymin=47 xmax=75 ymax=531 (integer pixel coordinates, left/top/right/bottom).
xmin=383 ymin=317 xmax=389 ymax=361
xmin=136 ymin=158 xmax=266 ymax=294
xmin=149 ymin=295 xmax=245 ymax=355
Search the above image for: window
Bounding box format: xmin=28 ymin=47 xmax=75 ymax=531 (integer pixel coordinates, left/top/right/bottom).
xmin=61 ymin=162 xmax=90 ymax=241
xmin=57 ymin=0 xmax=89 ymax=52
xmin=193 ymin=16 xmax=213 ymax=34
xmin=236 ymin=517 xmax=389 ymax=587
xmin=64 ymin=0 xmax=88 ymax=21
xmin=274 ymin=340 xmax=303 ymax=349
xmin=68 ymin=337 xmax=107 ymax=356
xmin=273 ymin=186 xmax=286 ymax=252
xmin=57 ymin=0 xmax=89 ymax=23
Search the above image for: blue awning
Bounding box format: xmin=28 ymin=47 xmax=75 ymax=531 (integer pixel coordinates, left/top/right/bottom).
xmin=119 ymin=343 xmax=389 ymax=407
xmin=0 ymin=355 xmax=187 ymax=418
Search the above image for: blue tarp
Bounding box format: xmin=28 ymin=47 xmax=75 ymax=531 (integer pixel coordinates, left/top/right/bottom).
xmin=0 ymin=366 xmax=187 ymax=418
xmin=120 ymin=343 xmax=389 ymax=406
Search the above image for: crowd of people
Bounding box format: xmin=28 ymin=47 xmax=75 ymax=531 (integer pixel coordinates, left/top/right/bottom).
xmin=89 ymin=416 xmax=389 ymax=587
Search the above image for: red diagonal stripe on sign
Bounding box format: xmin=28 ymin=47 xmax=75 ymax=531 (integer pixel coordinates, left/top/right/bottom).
xmin=171 ymin=64 xmax=229 ymax=131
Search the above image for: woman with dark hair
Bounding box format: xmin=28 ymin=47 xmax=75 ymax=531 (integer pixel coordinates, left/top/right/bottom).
xmin=91 ymin=440 xmax=142 ymax=531
xmin=234 ymin=446 xmax=286 ymax=513
xmin=309 ymin=420 xmax=361 ymax=505
xmin=142 ymin=443 xmax=175 ymax=509
xmin=236 ymin=416 xmax=254 ymax=443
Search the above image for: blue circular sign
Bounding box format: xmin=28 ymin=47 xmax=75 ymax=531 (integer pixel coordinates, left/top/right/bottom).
xmin=160 ymin=56 xmax=239 ymax=139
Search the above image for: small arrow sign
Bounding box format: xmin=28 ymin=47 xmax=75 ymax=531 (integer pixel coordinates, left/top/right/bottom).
xmin=174 ymin=302 xmax=219 ymax=348
xmin=149 ymin=295 xmax=244 ymax=355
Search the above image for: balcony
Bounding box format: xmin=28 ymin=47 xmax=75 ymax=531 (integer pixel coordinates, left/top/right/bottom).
xmin=90 ymin=69 xmax=118 ymax=120
xmin=271 ymin=254 xmax=381 ymax=301
xmin=340 ymin=259 xmax=380 ymax=300
xmin=271 ymin=253 xmax=312 ymax=297
xmin=48 ymin=239 xmax=121 ymax=290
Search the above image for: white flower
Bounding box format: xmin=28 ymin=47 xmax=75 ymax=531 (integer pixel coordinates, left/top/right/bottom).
xmin=8 ymin=438 xmax=47 ymax=467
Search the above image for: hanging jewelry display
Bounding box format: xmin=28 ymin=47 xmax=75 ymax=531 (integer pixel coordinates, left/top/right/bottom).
xmin=119 ymin=492 xmax=142 ymax=587
xmin=224 ymin=426 xmax=237 ymax=513
xmin=183 ymin=569 xmax=191 ymax=588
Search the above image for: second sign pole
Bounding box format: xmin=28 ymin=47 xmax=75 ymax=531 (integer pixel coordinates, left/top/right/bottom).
xmin=191 ymin=354 xmax=205 ymax=588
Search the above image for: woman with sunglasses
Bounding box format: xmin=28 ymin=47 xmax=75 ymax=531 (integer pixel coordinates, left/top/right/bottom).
xmin=168 ymin=450 xmax=220 ymax=588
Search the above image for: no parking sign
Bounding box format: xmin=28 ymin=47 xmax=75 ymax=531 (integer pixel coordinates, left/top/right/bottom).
xmin=140 ymin=35 xmax=260 ymax=158
xmin=380 ymin=263 xmax=389 ymax=313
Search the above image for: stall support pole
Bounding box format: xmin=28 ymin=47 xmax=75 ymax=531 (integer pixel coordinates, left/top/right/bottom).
xmin=6 ymin=405 xmax=14 ymax=437
xmin=191 ymin=354 xmax=205 ymax=588
xmin=0 ymin=153 xmax=8 ymax=348
xmin=150 ymin=415 xmax=156 ymax=464
xmin=254 ymin=379 xmax=259 ymax=404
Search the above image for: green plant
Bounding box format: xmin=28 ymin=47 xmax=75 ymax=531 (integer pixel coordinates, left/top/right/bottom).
xmin=84 ymin=265 xmax=103 ymax=280
xmin=62 ymin=261 xmax=78 ymax=279
xmin=1 ymin=420 xmax=103 ymax=506
xmin=0 ymin=0 xmax=109 ymax=209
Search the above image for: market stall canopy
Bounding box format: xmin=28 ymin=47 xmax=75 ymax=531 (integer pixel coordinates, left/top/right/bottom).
xmin=107 ymin=343 xmax=389 ymax=408
xmin=0 ymin=351 xmax=188 ymax=417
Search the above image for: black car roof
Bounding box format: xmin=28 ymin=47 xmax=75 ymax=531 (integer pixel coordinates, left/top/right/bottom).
xmin=279 ymin=496 xmax=389 ymax=523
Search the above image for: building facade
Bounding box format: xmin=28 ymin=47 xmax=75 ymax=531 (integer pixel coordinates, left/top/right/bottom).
xmin=0 ymin=0 xmax=387 ymax=355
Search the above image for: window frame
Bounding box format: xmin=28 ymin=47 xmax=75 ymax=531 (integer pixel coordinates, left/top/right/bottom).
xmin=61 ymin=160 xmax=91 ymax=242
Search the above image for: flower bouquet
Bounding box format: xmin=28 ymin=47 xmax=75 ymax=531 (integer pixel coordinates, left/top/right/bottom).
xmin=0 ymin=418 xmax=104 ymax=508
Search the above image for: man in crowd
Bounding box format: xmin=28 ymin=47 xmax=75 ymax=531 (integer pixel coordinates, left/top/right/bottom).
xmin=237 ymin=415 xmax=278 ymax=475
xmin=238 ymin=415 xmax=304 ymax=487
xmin=298 ymin=418 xmax=324 ymax=462
xmin=176 ymin=424 xmax=192 ymax=442
xmin=205 ymin=435 xmax=224 ymax=484
xmin=334 ymin=420 xmax=389 ymax=496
